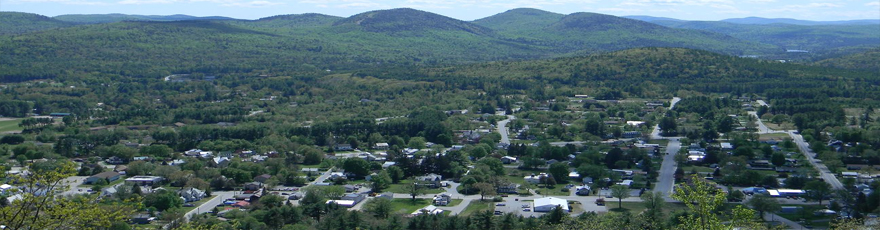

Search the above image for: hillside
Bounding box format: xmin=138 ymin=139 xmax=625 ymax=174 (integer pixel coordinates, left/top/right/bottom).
xmin=413 ymin=47 xmax=879 ymax=100
xmin=721 ymin=17 xmax=880 ymax=25
xmin=0 ymin=12 xmax=73 ymax=35
xmin=333 ymin=8 xmax=494 ymax=35
xmin=494 ymin=12 xmax=775 ymax=55
xmin=472 ymin=8 xmax=564 ymax=34
xmin=648 ymin=20 xmax=880 ymax=56
xmin=815 ymin=48 xmax=880 ymax=71
xmin=53 ymin=14 xmax=236 ymax=24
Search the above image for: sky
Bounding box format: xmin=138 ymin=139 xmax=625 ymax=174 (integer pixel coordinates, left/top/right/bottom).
xmin=2 ymin=0 xmax=879 ymax=21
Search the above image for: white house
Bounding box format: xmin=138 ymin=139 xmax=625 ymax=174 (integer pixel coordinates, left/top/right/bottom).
xmin=524 ymin=173 xmax=548 ymax=184
xmin=533 ymin=197 xmax=569 ymax=212
xmin=326 ymin=200 xmax=356 ymax=208
xmin=501 ymin=156 xmax=517 ymax=164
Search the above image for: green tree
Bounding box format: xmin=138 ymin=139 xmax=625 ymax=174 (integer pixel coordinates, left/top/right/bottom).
xmin=548 ymin=162 xmax=570 ymax=184
xmin=403 ymin=181 xmax=426 ymax=201
xmin=474 ymin=182 xmax=496 ymax=201
xmin=804 ymin=181 xmax=832 ymax=205
xmin=771 ymin=152 xmax=786 ymax=167
xmin=386 ymin=166 xmax=404 ymax=184
xmin=144 ymin=189 xmax=183 ymax=211
xmin=640 ymin=191 xmax=665 ymax=229
xmin=363 ymin=198 xmax=393 ymax=219
xmin=0 ymin=162 xmax=138 ymax=229
xmin=659 ymin=116 xmax=677 ymax=136
xmin=369 ymin=171 xmax=392 ymax=193
xmin=342 ymin=158 xmax=371 ymax=179
xmin=610 ymin=185 xmax=630 ymax=209
xmin=746 ymin=194 xmax=780 ymax=220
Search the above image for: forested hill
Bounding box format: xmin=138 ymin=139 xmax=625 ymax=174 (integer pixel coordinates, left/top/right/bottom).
xmin=0 ymin=12 xmax=74 ymax=35
xmin=815 ymin=48 xmax=880 ymax=72
xmin=3 ymin=8 xmax=878 ymax=81
xmin=473 ymin=9 xmax=774 ymax=55
xmin=333 ymin=8 xmax=494 ymax=35
xmin=412 ymin=48 xmax=879 ymax=99
xmin=52 ymin=13 xmax=235 ymax=24
xmin=642 ymin=20 xmax=880 ymax=60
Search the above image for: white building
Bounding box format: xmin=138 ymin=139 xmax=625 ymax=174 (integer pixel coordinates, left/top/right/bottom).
xmin=326 ymin=200 xmax=356 ymax=207
xmin=533 ymin=197 xmax=569 ymax=212
xmin=524 ymin=173 xmax=548 ymax=184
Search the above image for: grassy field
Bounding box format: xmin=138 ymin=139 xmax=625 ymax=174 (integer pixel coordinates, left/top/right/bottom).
xmin=460 ymin=200 xmax=495 ymax=216
xmin=534 ymin=186 xmax=570 ymax=196
xmin=608 ymin=201 xmax=689 ymax=214
xmin=774 ymin=205 xmax=831 ymax=229
xmin=0 ymin=118 xmax=23 ymax=133
xmin=181 ymin=195 xmax=216 ymax=213
xmin=647 ymin=139 xmax=669 ymax=146
xmin=759 ymin=132 xmax=791 ymax=140
xmin=387 ymin=180 xmax=446 ymax=194
xmin=389 ymin=198 xmax=432 ymax=214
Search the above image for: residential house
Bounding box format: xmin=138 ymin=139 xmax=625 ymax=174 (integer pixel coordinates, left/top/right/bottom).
xmin=130 ymin=214 xmax=155 ymax=224
xmin=254 ymin=174 xmax=272 ymax=183
xmin=496 ymin=183 xmax=518 ymax=194
xmin=575 ymin=186 xmax=591 ymax=196
xmin=105 ymin=156 xmax=125 ymax=165
xmin=382 ymin=162 xmax=396 ymax=168
xmin=85 ymin=171 xmax=121 ymax=185
xmin=342 ymin=193 xmax=366 ymax=205
xmin=344 ymin=185 xmax=357 ymax=193
xmin=212 ymin=157 xmax=230 ymax=168
xmin=335 ymin=144 xmax=354 ymax=151
xmin=374 ymin=143 xmax=389 ymax=150
xmin=524 ymin=173 xmax=549 ymax=184
xmin=622 ymin=131 xmax=641 ymax=138
xmin=568 ymin=172 xmax=580 ymax=180
xmin=244 ymin=182 xmax=262 ymax=191
xmin=433 ymin=194 xmax=452 ymax=206
xmin=501 ymin=156 xmax=517 ymax=164
xmin=179 ymin=187 xmax=206 ymax=202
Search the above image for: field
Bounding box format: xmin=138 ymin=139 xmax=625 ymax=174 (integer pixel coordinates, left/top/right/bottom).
xmin=0 ymin=118 xmax=23 ymax=133
xmin=387 ymin=180 xmax=446 ymax=194
xmin=460 ymin=200 xmax=495 ymax=216
xmin=389 ymin=198 xmax=433 ymax=214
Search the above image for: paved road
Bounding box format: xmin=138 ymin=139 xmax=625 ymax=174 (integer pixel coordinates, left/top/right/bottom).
xmin=747 ymin=111 xmax=776 ymax=134
xmin=185 ymin=191 xmax=235 ymax=218
xmin=789 ymin=131 xmax=844 ymax=190
xmin=650 ymin=97 xmax=682 ymax=202
xmin=653 ymin=138 xmax=682 ymax=202
xmin=497 ymin=115 xmax=515 ymax=144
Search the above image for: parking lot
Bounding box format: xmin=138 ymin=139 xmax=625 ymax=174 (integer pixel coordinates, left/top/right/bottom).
xmin=493 ymin=199 xmax=545 ymax=218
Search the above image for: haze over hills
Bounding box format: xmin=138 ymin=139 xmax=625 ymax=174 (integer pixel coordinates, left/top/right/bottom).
xmin=0 ymin=8 xmax=878 ymax=81
xmin=719 ymin=17 xmax=880 ymax=25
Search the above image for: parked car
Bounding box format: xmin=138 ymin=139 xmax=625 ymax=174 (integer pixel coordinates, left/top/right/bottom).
xmin=522 ymin=208 xmax=531 ymax=212
xmin=496 ymin=203 xmax=506 ymax=206
xmin=183 ymin=203 xmax=195 ymax=207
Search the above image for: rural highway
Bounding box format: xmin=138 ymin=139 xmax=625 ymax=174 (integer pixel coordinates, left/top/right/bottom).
xmin=789 ymin=131 xmax=844 ymax=190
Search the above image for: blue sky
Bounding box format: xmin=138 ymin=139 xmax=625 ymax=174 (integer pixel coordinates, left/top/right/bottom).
xmin=3 ymin=0 xmax=879 ymax=21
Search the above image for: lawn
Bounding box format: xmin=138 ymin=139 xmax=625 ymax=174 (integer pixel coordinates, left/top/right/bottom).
xmin=459 ymin=200 xmax=495 ymax=216
xmin=533 ymin=186 xmax=570 ymax=196
xmin=774 ymin=205 xmax=832 ymax=229
xmin=607 ymin=201 xmax=689 ymax=214
xmin=0 ymin=118 xmax=23 ymax=133
xmin=447 ymin=199 xmax=463 ymax=207
xmin=387 ymin=180 xmax=445 ymax=194
xmin=647 ymin=139 xmax=669 ymax=146
xmin=759 ymin=133 xmax=791 ymax=140
xmin=181 ymin=195 xmax=216 ymax=213
xmin=389 ymin=198 xmax=432 ymax=214
xmin=764 ymin=122 xmax=796 ymax=131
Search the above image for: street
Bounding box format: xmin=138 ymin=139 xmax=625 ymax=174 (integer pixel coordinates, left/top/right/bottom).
xmin=789 ymin=131 xmax=844 ymax=190
xmin=497 ymin=115 xmax=515 ymax=145
xmin=650 ymin=97 xmax=682 ymax=201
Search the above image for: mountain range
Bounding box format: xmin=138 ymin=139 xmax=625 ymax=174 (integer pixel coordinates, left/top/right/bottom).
xmin=0 ymin=8 xmax=878 ymax=81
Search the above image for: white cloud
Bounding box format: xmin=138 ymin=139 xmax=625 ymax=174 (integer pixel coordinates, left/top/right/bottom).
xmin=118 ymin=0 xmax=178 ymax=4
xmin=222 ymin=0 xmax=283 ymax=7
xmin=866 ymin=1 xmax=880 ymax=6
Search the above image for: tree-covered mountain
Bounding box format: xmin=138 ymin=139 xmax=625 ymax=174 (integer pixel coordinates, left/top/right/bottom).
xmin=52 ymin=13 xmax=236 ymax=24
xmin=815 ymin=47 xmax=880 ymax=72
xmin=0 ymin=12 xmax=74 ymax=35
xmin=644 ymin=20 xmax=880 ymax=59
xmin=3 ymin=8 xmax=877 ymax=81
xmin=476 ymin=10 xmax=775 ymax=55
xmin=720 ymin=17 xmax=880 ymax=25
